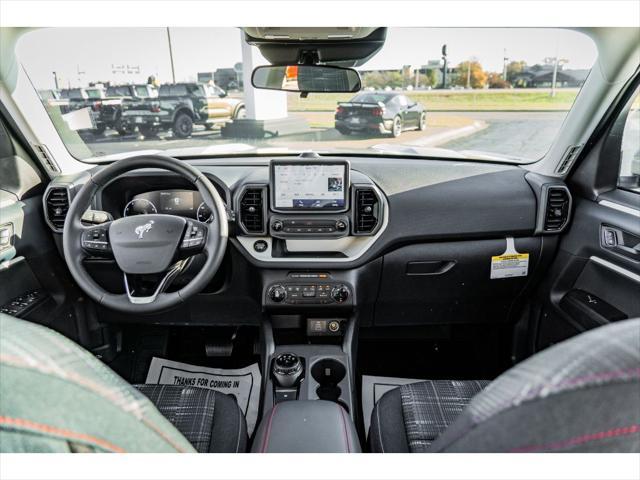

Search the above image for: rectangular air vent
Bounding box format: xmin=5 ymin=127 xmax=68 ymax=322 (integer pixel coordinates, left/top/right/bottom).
xmin=544 ymin=186 xmax=571 ymax=232
xmin=353 ymin=187 xmax=380 ymax=234
xmin=555 ymin=144 xmax=582 ymax=175
xmin=45 ymin=187 xmax=70 ymax=231
xmin=239 ymin=187 xmax=266 ymax=234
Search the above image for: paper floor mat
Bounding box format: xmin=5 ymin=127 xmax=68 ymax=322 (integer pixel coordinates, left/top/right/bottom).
xmin=361 ymin=374 xmax=424 ymax=435
xmin=145 ymin=357 xmax=262 ymax=435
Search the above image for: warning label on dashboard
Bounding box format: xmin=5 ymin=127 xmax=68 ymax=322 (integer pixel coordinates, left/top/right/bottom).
xmin=145 ymin=358 xmax=261 ymax=435
xmin=490 ymin=237 xmax=529 ymax=279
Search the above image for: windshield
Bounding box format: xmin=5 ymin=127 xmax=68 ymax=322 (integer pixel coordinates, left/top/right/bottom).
xmin=17 ymin=27 xmax=597 ymax=163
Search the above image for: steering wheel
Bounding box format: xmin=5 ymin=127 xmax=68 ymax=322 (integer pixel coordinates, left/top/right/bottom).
xmin=63 ymin=155 xmax=228 ymax=314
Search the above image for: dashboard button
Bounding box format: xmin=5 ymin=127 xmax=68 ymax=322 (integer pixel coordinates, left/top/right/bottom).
xmin=253 ymin=240 xmax=268 ymax=252
xmin=335 ymin=220 xmax=347 ymax=231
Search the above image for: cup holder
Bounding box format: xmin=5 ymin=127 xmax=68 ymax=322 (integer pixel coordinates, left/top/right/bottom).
xmin=311 ymin=359 xmax=346 ymax=405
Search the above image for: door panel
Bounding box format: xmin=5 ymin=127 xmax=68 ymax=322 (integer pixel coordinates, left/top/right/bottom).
xmin=0 ymin=118 xmax=79 ymax=333
xmin=534 ymin=186 xmax=640 ymax=349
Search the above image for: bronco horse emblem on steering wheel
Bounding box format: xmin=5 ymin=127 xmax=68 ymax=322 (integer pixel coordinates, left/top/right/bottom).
xmin=134 ymin=220 xmax=154 ymax=239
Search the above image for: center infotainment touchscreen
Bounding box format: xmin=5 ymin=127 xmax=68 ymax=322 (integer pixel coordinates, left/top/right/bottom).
xmin=272 ymin=162 xmax=348 ymax=210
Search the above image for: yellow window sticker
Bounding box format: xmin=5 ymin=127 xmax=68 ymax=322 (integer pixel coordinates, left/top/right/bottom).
xmin=490 ymin=237 xmax=530 ymax=279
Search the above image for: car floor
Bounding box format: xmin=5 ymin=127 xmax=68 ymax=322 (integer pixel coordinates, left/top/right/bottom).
xmin=356 ymin=323 xmax=513 ymax=381
xmin=108 ymin=325 xmax=261 ymax=385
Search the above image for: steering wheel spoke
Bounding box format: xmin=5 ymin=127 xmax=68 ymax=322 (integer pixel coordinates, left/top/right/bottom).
xmin=80 ymin=222 xmax=113 ymax=257
xmin=123 ymin=259 xmax=191 ymax=304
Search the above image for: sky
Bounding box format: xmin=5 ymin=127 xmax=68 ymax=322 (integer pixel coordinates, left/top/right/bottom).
xmin=16 ymin=27 xmax=598 ymax=89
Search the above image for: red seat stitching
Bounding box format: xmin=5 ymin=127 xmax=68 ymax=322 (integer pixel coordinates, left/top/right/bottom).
xmin=510 ymin=424 xmax=640 ymax=452
xmin=261 ymin=404 xmax=278 ymax=453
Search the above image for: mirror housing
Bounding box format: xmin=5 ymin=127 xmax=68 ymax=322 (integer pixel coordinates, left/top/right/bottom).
xmin=252 ymin=65 xmax=361 ymax=93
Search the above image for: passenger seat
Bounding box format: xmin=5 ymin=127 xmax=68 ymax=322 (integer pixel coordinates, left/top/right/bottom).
xmin=369 ymin=319 xmax=640 ymax=452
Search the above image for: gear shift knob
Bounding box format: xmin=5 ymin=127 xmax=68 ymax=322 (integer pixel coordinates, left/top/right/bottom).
xmin=272 ymin=353 xmax=303 ymax=388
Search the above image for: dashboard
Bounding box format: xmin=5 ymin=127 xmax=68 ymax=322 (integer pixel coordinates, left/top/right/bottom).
xmin=43 ymin=153 xmax=570 ymax=327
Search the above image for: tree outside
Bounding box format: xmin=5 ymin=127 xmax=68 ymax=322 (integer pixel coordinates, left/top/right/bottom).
xmin=454 ymin=60 xmax=487 ymax=89
xmin=362 ymin=71 xmax=404 ymax=89
xmin=487 ymin=72 xmax=511 ymax=89
xmin=506 ymin=60 xmax=528 ymax=86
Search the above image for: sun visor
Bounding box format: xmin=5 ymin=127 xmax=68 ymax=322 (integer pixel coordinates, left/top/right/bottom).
xmin=243 ymin=27 xmax=386 ymax=67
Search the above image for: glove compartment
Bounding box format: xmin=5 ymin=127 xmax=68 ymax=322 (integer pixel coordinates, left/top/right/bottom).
xmin=374 ymin=236 xmax=551 ymax=326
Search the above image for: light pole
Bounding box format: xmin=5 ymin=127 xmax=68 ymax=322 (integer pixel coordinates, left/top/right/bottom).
xmin=441 ymin=44 xmax=448 ymax=89
xmin=52 ymin=71 xmax=59 ymax=90
xmin=550 ymin=57 xmax=568 ymax=97
xmin=502 ymin=49 xmax=509 ymax=82
xmin=166 ymin=27 xmax=176 ymax=83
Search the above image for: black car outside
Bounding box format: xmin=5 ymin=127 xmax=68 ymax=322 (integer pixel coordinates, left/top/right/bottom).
xmin=334 ymin=91 xmax=426 ymax=137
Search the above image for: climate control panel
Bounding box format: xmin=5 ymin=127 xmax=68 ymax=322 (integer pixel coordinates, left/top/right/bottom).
xmin=266 ymin=283 xmax=351 ymax=306
xmin=269 ymin=215 xmax=350 ymax=239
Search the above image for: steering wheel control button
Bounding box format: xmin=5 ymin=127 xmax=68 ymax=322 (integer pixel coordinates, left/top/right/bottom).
xmin=181 ymin=221 xmax=206 ymax=250
xmin=81 ymin=227 xmax=111 ymax=254
xmin=253 ymin=240 xmax=268 ymax=252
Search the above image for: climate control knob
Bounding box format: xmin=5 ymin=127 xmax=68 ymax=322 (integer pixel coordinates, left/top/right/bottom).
xmin=331 ymin=285 xmax=350 ymax=303
xmin=271 ymin=220 xmax=284 ymax=232
xmin=335 ymin=220 xmax=347 ymax=231
xmin=268 ymin=285 xmax=287 ymax=303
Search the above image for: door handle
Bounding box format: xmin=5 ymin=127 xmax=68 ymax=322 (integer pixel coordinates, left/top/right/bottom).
xmin=601 ymin=225 xmax=640 ymax=260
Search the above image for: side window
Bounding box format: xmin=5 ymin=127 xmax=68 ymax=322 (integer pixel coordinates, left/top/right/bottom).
xmin=618 ymin=89 xmax=640 ymax=193
xmin=173 ymin=85 xmax=188 ymax=96
xmin=397 ymin=95 xmax=408 ymax=107
xmin=189 ymin=85 xmax=205 ymax=97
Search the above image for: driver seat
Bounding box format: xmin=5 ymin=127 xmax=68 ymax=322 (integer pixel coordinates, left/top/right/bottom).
xmin=0 ymin=313 xmax=247 ymax=453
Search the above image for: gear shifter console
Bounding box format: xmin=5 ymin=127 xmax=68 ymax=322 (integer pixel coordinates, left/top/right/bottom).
xmin=272 ymin=353 xmax=303 ymax=387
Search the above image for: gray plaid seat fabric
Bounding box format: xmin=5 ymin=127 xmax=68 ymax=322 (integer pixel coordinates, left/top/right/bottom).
xmin=368 ymin=379 xmax=488 ymax=453
xmin=369 ymin=319 xmax=640 ymax=453
xmin=400 ymin=380 xmax=490 ymax=452
xmin=0 ymin=312 xmax=247 ymax=453
xmin=134 ymin=384 xmax=247 ymax=453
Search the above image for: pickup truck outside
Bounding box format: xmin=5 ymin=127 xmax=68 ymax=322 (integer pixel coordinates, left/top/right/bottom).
xmin=60 ymin=85 xmax=158 ymax=136
xmin=120 ymin=82 xmax=245 ymax=138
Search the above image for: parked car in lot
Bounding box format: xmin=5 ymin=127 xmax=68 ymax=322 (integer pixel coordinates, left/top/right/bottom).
xmin=104 ymin=84 xmax=158 ymax=135
xmin=60 ymin=85 xmax=156 ymax=136
xmin=335 ymin=91 xmax=426 ymax=137
xmin=121 ymin=82 xmax=246 ymax=138
xmin=60 ymin=87 xmax=107 ymax=133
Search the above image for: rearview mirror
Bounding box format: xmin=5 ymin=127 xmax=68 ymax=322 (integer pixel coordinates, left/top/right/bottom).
xmin=252 ymin=65 xmax=361 ymax=93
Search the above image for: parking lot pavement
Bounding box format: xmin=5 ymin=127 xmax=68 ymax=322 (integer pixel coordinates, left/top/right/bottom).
xmin=441 ymin=111 xmax=566 ymax=159
xmin=81 ymin=111 xmax=568 ymax=161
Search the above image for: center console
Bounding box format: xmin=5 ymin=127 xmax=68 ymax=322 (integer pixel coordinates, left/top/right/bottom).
xmin=252 ymin=346 xmax=361 ymax=453
xmin=242 ymin=156 xmax=383 ymax=452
